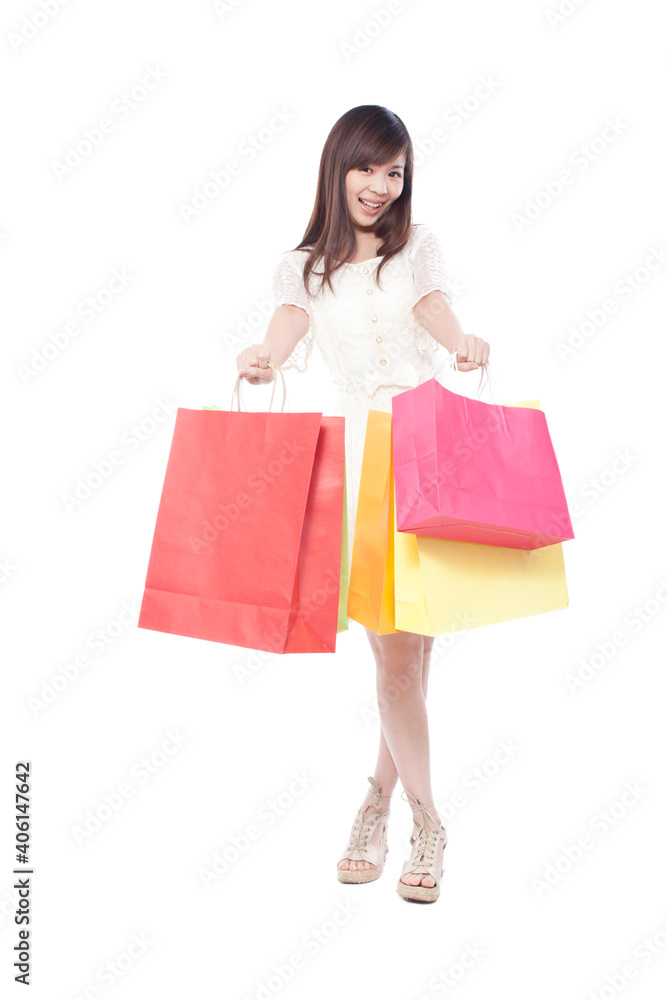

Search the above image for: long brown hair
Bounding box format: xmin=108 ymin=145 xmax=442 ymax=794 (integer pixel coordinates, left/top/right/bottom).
xmin=293 ymin=105 xmax=414 ymax=297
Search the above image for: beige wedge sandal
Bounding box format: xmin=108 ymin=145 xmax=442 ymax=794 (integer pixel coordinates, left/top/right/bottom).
xmin=337 ymin=776 xmax=391 ymax=884
xmin=396 ymin=789 xmax=448 ymax=903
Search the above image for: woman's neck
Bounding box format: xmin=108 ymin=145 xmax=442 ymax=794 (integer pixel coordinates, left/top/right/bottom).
xmin=345 ymin=232 xmax=382 ymax=264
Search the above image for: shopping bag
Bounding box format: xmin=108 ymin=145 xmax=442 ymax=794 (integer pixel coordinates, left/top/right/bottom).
xmin=348 ymin=408 xmax=569 ymax=636
xmin=338 ymin=467 xmax=350 ymax=632
xmin=347 ymin=408 xmax=400 ymax=634
xmin=392 ymin=369 xmax=575 ymax=550
xmin=202 ymin=402 xmax=350 ymax=635
xmin=138 ymin=366 xmax=346 ymax=653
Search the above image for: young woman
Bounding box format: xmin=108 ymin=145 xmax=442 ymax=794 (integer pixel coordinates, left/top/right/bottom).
xmin=236 ymin=105 xmax=490 ymax=903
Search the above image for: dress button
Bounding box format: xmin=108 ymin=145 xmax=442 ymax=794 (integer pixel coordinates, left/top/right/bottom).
xmin=367 ymin=289 xmax=373 ymax=295
xmin=362 ymin=267 xmax=369 ymax=274
xmin=380 ymin=359 xmax=387 ymax=365
xmin=371 ymin=315 xmax=378 ymax=322
xmin=376 ymin=336 xmax=382 ymax=342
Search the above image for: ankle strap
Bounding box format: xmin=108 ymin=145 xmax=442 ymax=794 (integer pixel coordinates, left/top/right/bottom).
xmin=367 ymin=776 xmax=391 ymax=811
xmin=401 ymin=788 xmax=438 ymax=833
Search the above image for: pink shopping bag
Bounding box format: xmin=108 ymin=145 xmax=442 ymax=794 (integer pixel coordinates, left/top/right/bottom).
xmin=392 ymin=364 xmax=575 ymax=550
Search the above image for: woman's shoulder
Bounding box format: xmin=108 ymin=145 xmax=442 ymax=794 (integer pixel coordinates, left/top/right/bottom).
xmin=274 ymin=245 xmax=312 ymax=273
xmin=271 ymin=248 xmax=309 ymax=285
xmin=407 ymin=223 xmax=438 ymax=251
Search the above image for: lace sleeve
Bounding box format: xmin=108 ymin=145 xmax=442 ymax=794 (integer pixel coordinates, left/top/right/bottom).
xmin=411 ymin=226 xmax=455 ymax=308
xmin=270 ymin=252 xmax=314 ymax=373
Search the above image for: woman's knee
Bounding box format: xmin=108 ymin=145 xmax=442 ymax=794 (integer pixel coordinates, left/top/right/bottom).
xmin=365 ymin=629 xmax=431 ymax=681
xmin=375 ymin=633 xmax=424 ymax=683
xmin=376 ymin=658 xmax=423 ymax=713
xmin=389 ymin=631 xmax=424 ymax=656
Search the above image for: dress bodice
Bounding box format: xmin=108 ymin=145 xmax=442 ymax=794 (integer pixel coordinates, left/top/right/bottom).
xmin=270 ymin=223 xmax=456 ymax=399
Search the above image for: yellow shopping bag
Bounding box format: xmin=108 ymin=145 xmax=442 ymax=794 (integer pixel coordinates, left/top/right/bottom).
xmin=349 ymin=408 xmax=569 ymax=636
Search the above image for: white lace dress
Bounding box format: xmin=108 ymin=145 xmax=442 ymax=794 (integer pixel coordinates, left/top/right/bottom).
xmin=271 ymin=223 xmax=456 ymax=568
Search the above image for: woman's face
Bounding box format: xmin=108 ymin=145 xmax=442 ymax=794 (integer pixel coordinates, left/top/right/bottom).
xmin=344 ymin=155 xmax=405 ymax=228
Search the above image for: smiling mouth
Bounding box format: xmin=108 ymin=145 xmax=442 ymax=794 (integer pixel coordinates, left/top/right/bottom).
xmin=359 ymin=197 xmax=385 ymax=211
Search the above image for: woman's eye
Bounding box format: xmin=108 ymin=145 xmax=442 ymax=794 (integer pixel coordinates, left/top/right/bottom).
xmin=358 ymin=166 xmax=402 ymax=177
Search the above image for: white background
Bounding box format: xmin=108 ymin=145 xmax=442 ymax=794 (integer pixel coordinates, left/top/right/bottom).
xmin=2 ymin=0 xmax=666 ymax=997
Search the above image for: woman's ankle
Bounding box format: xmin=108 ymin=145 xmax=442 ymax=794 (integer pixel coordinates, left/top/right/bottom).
xmin=411 ymin=808 xmax=442 ymax=829
xmin=361 ymin=783 xmax=394 ymax=814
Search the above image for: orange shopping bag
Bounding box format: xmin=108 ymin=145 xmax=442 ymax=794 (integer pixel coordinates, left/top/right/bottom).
xmin=347 ymin=409 xmax=401 ymax=634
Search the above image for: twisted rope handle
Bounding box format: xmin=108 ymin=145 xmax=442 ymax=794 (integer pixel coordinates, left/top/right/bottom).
xmin=231 ymin=361 xmax=287 ymax=412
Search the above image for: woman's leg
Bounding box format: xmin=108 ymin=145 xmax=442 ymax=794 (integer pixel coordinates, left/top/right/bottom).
xmin=374 ymin=630 xmax=442 ymax=888
xmin=338 ymin=629 xmax=438 ymax=882
xmin=364 ymin=628 xmax=435 ymax=800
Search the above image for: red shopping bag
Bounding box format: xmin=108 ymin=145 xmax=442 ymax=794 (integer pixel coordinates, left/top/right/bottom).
xmin=138 ymin=368 xmax=345 ymax=653
xmin=392 ymin=368 xmax=575 ymax=550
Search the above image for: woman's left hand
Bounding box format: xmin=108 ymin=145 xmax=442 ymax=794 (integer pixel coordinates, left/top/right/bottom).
xmin=451 ymin=333 xmax=490 ymax=371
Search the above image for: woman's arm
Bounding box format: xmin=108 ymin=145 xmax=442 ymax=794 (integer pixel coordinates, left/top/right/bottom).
xmin=413 ymin=290 xmax=489 ymax=371
xmin=237 ymin=304 xmax=310 ymax=384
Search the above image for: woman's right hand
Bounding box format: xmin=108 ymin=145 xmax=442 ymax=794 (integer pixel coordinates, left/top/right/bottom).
xmin=236 ymin=345 xmax=276 ymax=385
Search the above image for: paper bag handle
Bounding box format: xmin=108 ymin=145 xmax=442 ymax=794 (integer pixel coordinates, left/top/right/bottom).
xmin=438 ymin=353 xmax=496 ymax=403
xmin=231 ymin=361 xmax=287 ymax=412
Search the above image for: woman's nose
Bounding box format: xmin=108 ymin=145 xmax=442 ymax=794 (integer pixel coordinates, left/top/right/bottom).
xmin=369 ymin=178 xmax=388 ymax=195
